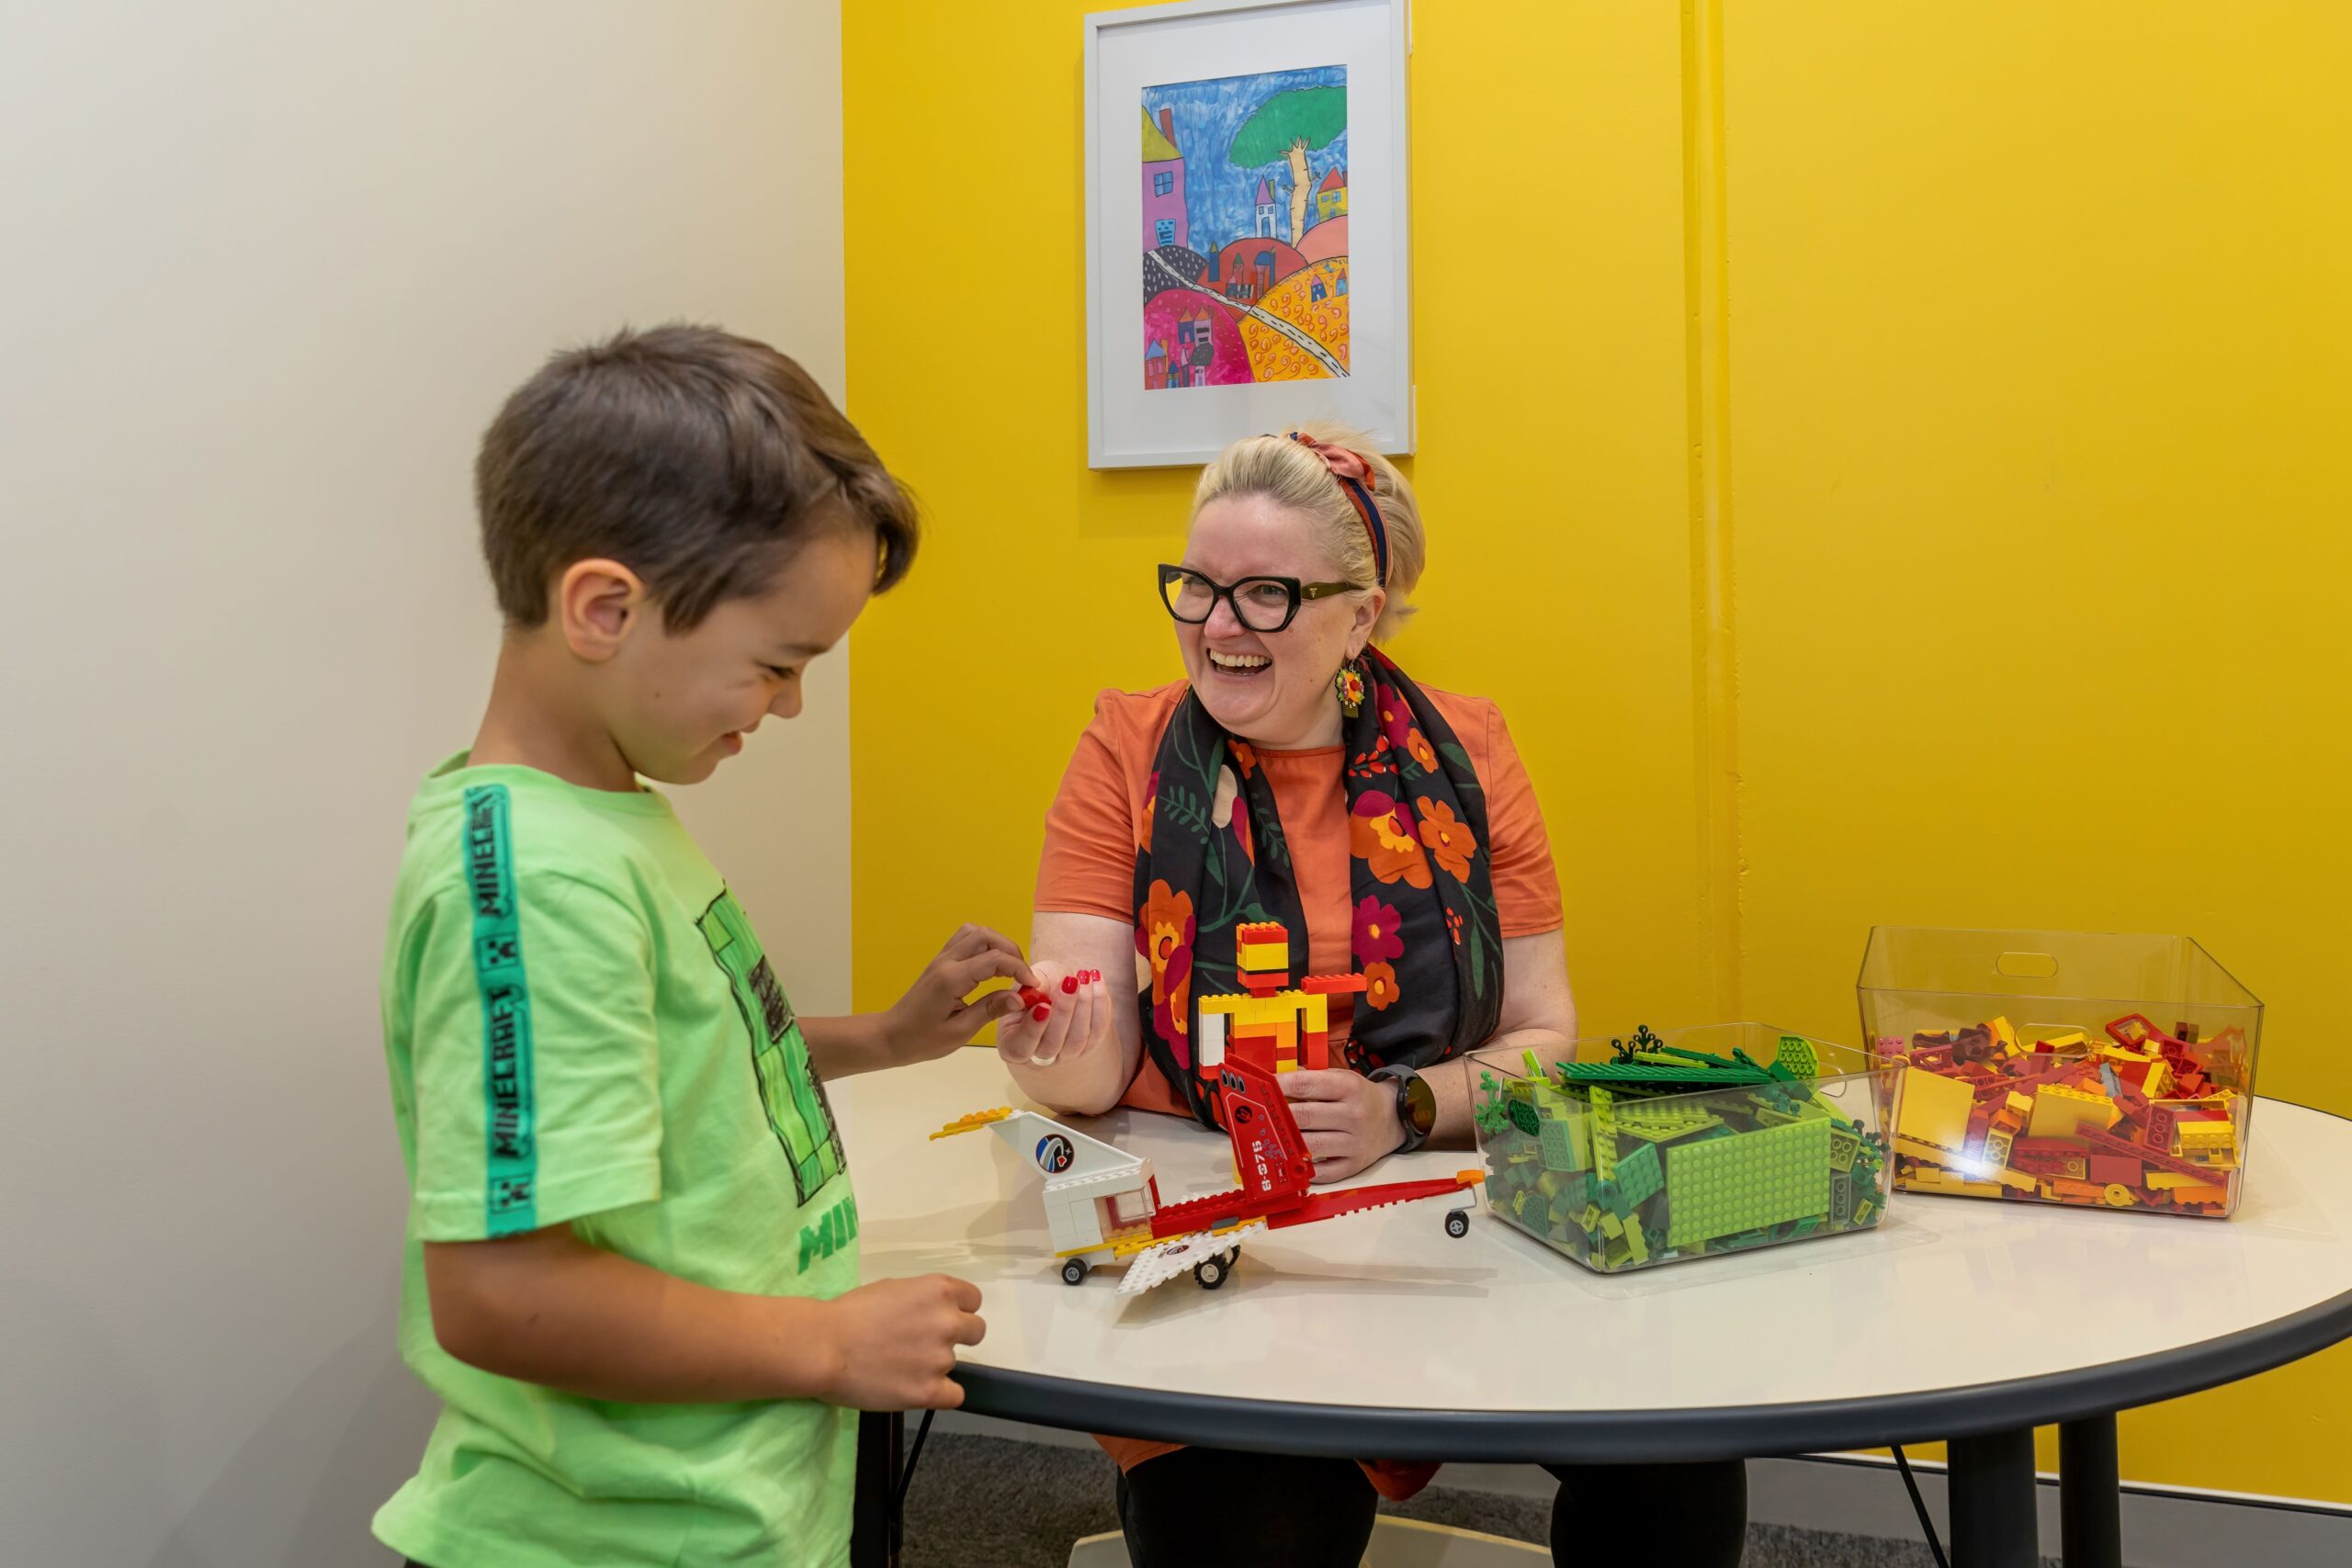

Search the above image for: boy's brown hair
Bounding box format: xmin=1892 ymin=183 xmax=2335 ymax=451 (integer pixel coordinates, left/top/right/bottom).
xmin=477 ymin=325 xmax=918 ymax=629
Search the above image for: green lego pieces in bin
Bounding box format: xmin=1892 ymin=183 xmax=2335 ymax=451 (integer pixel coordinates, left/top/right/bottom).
xmin=1613 ymin=1099 xmax=1725 ymax=1141
xmin=1613 ymin=1139 xmax=1663 ymax=1210
xmin=1507 ymin=1099 xmax=1541 ymax=1135
xmin=1831 ymin=1170 xmax=1855 ymax=1227
xmin=1664 ymin=1116 xmax=1834 ymax=1247
xmin=1538 ymin=1113 xmax=1589 ymax=1173
xmin=1792 ymin=1215 xmax=1822 ymax=1237
xmin=1827 ymin=1126 xmax=1860 ymax=1171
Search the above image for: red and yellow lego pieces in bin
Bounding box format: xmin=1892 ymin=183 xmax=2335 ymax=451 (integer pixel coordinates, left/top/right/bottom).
xmin=1882 ymin=1013 xmax=2245 ymax=1214
xmin=1197 ymin=920 xmax=1365 ymax=1076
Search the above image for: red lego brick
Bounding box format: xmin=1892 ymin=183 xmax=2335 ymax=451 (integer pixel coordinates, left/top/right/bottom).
xmin=2087 ymin=1155 xmax=2143 ymax=1186
xmin=1300 ymin=973 xmax=1370 ymax=996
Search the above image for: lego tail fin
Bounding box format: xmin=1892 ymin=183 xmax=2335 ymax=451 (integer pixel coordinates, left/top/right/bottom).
xmin=1209 ymin=1057 xmax=1314 ymax=1202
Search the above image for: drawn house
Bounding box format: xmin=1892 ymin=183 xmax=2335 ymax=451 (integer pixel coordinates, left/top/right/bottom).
xmin=1315 ymin=167 xmax=1348 ymax=222
xmin=1335 ymin=263 xmax=1348 ymax=296
xmin=1144 ymin=337 xmax=1169 ymax=391
xmin=1309 ymin=274 xmax=1327 ymax=303
xmin=1141 ymin=107 xmax=1187 ymax=253
xmin=1253 ymin=176 xmax=1280 ymax=238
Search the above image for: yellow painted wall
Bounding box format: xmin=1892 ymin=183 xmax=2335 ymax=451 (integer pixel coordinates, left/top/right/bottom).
xmin=1724 ymin=3 xmax=2352 ymax=1501
xmin=846 ymin=0 xmax=2351 ymax=1504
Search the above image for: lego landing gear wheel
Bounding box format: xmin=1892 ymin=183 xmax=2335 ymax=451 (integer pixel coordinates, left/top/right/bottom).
xmin=1445 ymin=1209 xmax=1471 ymax=1238
xmin=1060 ymin=1258 xmax=1090 ymax=1286
xmin=1193 ymin=1255 xmax=1230 ymax=1290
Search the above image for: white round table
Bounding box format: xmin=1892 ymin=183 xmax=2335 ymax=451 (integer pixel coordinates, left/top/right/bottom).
xmin=840 ymin=1049 xmax=2352 ymax=1568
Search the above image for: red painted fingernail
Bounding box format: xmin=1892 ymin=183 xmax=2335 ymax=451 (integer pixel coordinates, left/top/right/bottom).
xmin=1061 ymin=975 xmax=1079 ymax=995
xmin=1087 ymin=970 xmax=1101 ymax=984
xmin=1032 ymin=1004 xmax=1051 ymax=1022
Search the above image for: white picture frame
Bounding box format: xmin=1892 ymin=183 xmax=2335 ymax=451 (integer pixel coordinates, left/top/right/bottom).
xmin=1085 ymin=0 xmax=1412 ymax=469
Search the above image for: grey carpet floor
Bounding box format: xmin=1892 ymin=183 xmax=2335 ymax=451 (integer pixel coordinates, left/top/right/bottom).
xmin=900 ymin=1432 xmax=2065 ymax=1566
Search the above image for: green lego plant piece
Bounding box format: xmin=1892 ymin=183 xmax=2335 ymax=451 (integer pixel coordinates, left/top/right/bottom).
xmin=1613 ymin=1139 xmax=1664 ymax=1210
xmin=1664 ymin=1116 xmax=1834 ymax=1247
xmin=1775 ymin=1035 xmax=1819 ymax=1078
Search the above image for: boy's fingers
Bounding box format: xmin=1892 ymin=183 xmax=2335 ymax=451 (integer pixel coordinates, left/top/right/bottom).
xmin=939 ymin=1275 xmax=984 ymax=1311
xmin=950 ymin=1311 xmax=988 ymax=1348
xmin=944 ymin=927 xmax=1036 ymax=985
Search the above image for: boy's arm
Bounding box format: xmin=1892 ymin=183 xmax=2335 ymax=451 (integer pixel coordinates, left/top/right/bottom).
xmin=424 ymin=1225 xmax=983 ymax=1409
xmin=799 ymin=924 xmax=1037 ymax=1079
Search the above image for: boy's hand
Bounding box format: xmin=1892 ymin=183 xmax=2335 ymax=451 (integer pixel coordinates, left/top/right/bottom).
xmin=994 ymin=962 xmax=1113 ymax=1070
xmin=815 ymin=1274 xmax=987 ymax=1410
xmin=881 ymin=925 xmax=1039 ymax=1066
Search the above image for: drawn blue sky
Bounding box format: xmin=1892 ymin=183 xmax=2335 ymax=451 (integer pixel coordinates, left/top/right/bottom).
xmin=1144 ymin=64 xmax=1349 ymax=257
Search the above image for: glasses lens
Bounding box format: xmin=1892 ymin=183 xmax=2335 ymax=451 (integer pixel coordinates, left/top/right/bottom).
xmin=1161 ymin=568 xmax=1216 ymax=622
xmin=1232 ymin=579 xmax=1298 ymax=631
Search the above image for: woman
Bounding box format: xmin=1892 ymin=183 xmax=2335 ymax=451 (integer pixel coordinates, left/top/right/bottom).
xmin=997 ymin=427 xmax=1748 ymax=1568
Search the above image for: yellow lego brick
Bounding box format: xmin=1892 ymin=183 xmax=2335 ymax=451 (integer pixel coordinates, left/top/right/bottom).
xmin=1896 ymin=1066 xmax=1976 ymax=1150
xmin=2144 ymin=1169 xmax=2207 ymax=1190
xmin=2143 ymin=1060 xmax=2173 ymax=1099
xmin=2102 ymin=1184 xmax=2138 ymax=1207
xmin=2006 ymin=1090 xmax=2035 ymax=1118
xmin=1304 ymin=993 xmax=1329 ymax=1032
xmin=1237 ymin=938 xmax=1290 ymax=971
xmin=1990 ymin=1017 xmax=2018 ymax=1054
xmin=2041 ymin=1030 xmax=2088 ymax=1051
xmin=2177 ymin=1120 xmax=2236 ymax=1154
xmin=929 ymin=1107 xmax=1013 ymax=1139
xmin=2028 ymin=1083 xmax=2120 ymax=1141
xmin=1983 ymin=1128 xmax=2016 ymax=1171
xmin=1995 ymin=1166 xmax=2039 ymax=1192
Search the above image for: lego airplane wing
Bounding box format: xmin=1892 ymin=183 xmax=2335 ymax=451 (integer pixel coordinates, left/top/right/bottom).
xmin=1117 ymin=1220 xmax=1266 ymax=1295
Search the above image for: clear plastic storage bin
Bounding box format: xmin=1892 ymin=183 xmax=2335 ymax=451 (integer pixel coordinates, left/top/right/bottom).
xmin=1471 ymin=1023 xmax=1903 ymax=1273
xmin=1857 ymin=928 xmax=2261 ymax=1218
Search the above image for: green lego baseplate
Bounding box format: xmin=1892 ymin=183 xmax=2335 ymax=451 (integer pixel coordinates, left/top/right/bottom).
xmin=1472 ymin=1025 xmax=1890 ymax=1273
xmin=1664 ymin=1117 xmax=1833 ymax=1247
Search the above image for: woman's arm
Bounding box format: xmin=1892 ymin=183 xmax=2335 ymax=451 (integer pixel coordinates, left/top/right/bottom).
xmin=1423 ymin=927 xmax=1577 ymax=1145
xmin=996 ymin=911 xmax=1143 ymax=1116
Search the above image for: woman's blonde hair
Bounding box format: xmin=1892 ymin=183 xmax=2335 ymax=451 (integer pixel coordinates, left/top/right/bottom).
xmin=1190 ymin=422 xmax=1425 ymax=643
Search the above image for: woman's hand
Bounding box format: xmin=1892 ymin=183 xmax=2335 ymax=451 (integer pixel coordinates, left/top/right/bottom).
xmin=994 ymin=962 xmax=1114 ymax=1070
xmin=1278 ymin=1069 xmax=1405 ymax=1183
xmin=878 ymin=925 xmax=1039 ymax=1066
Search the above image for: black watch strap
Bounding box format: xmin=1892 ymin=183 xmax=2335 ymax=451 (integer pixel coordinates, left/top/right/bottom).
xmin=1370 ymin=1065 xmax=1435 ymax=1154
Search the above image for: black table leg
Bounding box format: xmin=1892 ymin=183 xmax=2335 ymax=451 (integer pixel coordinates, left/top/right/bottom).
xmin=2060 ymin=1415 xmax=2123 ymax=1567
xmin=850 ymin=1409 xmax=904 ymax=1568
xmin=1948 ymin=1427 xmax=2039 ymax=1568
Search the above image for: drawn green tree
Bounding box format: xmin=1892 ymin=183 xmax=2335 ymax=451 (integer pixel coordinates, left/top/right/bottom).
xmin=1228 ymin=85 xmax=1345 ymax=247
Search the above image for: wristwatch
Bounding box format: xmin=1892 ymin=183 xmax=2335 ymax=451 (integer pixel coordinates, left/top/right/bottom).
xmin=1368 ymin=1064 xmax=1437 ymax=1155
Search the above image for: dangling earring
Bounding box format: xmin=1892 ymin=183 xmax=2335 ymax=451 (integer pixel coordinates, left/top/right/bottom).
xmin=1334 ymin=659 xmax=1366 ymax=717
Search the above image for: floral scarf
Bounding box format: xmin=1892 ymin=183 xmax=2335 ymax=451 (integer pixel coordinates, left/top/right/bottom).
xmin=1132 ymin=645 xmax=1505 ymax=1126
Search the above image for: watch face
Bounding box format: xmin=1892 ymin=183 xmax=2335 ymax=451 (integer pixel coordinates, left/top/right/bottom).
xmin=1401 ymin=1072 xmax=1437 ymax=1135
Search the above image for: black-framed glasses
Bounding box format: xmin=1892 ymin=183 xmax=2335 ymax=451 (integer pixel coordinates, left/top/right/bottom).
xmin=1157 ymin=563 xmax=1356 ymax=633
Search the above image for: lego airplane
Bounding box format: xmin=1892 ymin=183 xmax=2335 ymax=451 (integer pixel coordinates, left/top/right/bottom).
xmin=933 ymin=923 xmax=1483 ymax=1294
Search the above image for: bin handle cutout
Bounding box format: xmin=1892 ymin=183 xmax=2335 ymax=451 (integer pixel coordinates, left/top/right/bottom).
xmin=1996 ymin=951 xmax=2060 ymax=979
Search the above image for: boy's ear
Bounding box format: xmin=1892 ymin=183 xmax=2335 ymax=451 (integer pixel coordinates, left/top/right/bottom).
xmin=555 ymin=558 xmax=649 ymax=664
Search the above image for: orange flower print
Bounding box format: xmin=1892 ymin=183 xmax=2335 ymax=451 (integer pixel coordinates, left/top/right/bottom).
xmin=1416 ymin=797 xmax=1477 ymax=882
xmin=1363 ymin=961 xmax=1401 ymax=1011
xmin=1348 ymin=791 xmax=1432 ymax=889
xmin=1406 ymin=728 xmax=1439 ymax=773
xmin=1229 ymin=740 xmax=1258 ymax=780
xmin=1447 ymin=908 xmax=1464 ymax=946
xmin=1140 ymin=879 xmax=1195 ymax=976
xmin=1140 ymin=770 xmax=1159 ymax=852
xmin=1136 ymin=879 xmax=1196 ymax=1060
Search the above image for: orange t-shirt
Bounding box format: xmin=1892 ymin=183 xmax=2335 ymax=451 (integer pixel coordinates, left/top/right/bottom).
xmin=1035 ymin=682 xmax=1563 ymax=1492
xmin=1036 ymin=679 xmax=1565 ymax=1118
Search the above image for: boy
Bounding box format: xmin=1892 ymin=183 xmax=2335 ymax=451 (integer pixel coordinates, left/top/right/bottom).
xmin=375 ymin=326 xmax=1037 ymax=1568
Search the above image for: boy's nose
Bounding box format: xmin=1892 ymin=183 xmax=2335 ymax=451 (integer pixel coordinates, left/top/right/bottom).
xmin=768 ymin=690 xmax=801 ymax=720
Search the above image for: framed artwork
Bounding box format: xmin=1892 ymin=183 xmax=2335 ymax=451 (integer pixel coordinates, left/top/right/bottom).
xmin=1084 ymin=0 xmax=1412 ymax=469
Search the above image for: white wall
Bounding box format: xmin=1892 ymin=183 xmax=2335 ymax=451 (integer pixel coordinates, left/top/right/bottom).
xmin=0 ymin=5 xmax=849 ymax=1564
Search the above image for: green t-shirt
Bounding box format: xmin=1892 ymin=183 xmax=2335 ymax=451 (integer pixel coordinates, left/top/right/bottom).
xmin=374 ymin=755 xmax=862 ymax=1568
